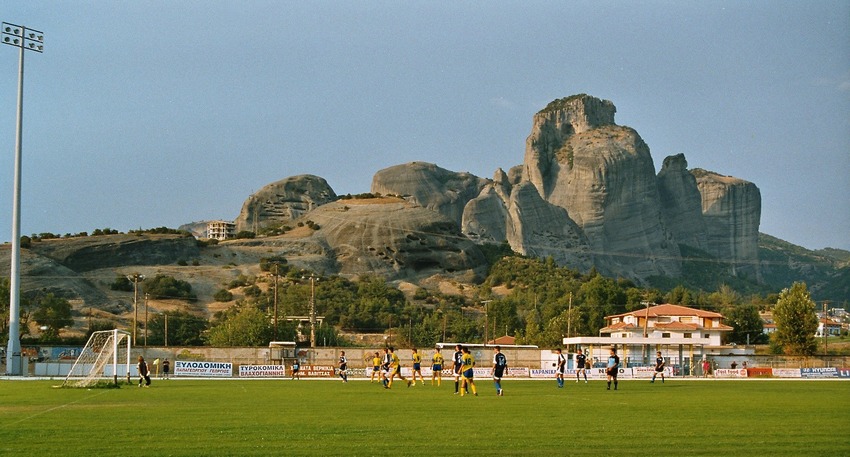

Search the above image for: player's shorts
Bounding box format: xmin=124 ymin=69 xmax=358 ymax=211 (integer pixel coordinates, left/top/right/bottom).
xmin=453 ymin=365 xmax=462 ymax=376
xmin=606 ymin=367 xmax=618 ymax=377
xmin=373 ymin=366 xmax=381 ymax=372
xmin=655 ymin=367 xmax=664 ymax=373
xmin=557 ymin=366 xmax=565 ymax=374
xmin=462 ymin=369 xmax=474 ymax=379
xmin=493 ymin=367 xmax=505 ymax=379
xmin=413 ymin=363 xmax=421 ymax=371
xmin=432 ymin=364 xmax=442 ymax=371
xmin=393 ymin=366 xmax=401 ymax=375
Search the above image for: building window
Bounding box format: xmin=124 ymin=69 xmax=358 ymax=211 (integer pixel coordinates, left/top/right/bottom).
xmin=621 ymin=333 xmax=628 ymax=338
xmin=684 ymin=333 xmax=692 ymax=338
xmin=662 ymin=333 xmax=671 ymax=338
xmin=704 ymin=333 xmax=710 ymax=338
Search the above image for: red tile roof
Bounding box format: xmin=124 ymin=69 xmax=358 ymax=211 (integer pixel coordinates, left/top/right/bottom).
xmin=608 ymin=304 xmax=724 ymax=320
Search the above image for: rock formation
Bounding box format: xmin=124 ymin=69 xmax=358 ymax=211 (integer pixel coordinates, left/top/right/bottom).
xmin=371 ymin=162 xmax=489 ymax=226
xmin=234 ymin=175 xmax=337 ymax=233
xmin=692 ymin=169 xmax=762 ymax=279
xmin=519 ymin=94 xmax=681 ymax=278
xmin=657 ymin=153 xmax=709 ymax=250
xmin=297 ymin=198 xmax=487 ymax=281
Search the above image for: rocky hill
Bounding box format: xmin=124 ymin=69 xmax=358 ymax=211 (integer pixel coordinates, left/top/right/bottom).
xmin=5 ymin=93 xmax=846 ymax=332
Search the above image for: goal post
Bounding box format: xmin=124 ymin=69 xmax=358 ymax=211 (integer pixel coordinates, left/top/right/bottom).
xmin=62 ymin=329 xmax=132 ymax=387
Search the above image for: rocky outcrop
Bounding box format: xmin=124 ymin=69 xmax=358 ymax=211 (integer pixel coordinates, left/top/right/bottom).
xmin=657 ymin=154 xmax=708 ymax=250
xmin=234 ymin=175 xmax=337 ymax=232
xmin=371 ymin=162 xmax=489 ymax=226
xmin=521 ymin=94 xmax=681 ymax=278
xmin=302 ymin=199 xmax=487 ymax=280
xmin=693 ymin=169 xmax=762 ymax=279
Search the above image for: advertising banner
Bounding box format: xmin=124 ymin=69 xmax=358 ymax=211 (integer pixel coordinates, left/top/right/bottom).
xmin=506 ymin=367 xmax=530 ymax=378
xmin=714 ymin=368 xmax=748 ymax=378
xmin=801 ymin=367 xmax=838 ymax=378
xmin=530 ymin=368 xmax=558 ymax=378
xmin=837 ymin=368 xmax=850 ymax=378
xmin=300 ymin=365 xmax=335 ymax=377
xmin=632 ymin=366 xmax=674 ymax=378
xmin=239 ymin=365 xmax=287 ymax=377
xmin=772 ymin=368 xmax=801 ymax=378
xmin=174 ymin=361 xmax=233 ymax=377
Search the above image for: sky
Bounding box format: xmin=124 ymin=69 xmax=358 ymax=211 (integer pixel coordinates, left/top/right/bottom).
xmin=0 ymin=1 xmax=848 ymax=251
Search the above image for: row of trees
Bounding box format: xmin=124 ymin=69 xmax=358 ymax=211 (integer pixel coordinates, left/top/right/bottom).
xmin=0 ymin=256 xmax=828 ymax=355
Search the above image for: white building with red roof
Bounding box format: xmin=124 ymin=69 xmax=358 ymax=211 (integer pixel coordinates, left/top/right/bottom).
xmin=563 ymin=304 xmax=743 ymax=374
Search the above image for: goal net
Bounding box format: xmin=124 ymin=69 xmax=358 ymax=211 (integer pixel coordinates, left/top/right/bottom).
xmin=62 ymin=329 xmax=132 ymax=387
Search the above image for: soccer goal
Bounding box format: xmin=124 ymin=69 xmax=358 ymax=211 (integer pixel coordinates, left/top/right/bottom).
xmin=62 ymin=329 xmax=132 ymax=387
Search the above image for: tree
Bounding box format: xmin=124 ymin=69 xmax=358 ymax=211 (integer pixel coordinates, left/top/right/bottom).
xmin=207 ymin=305 xmax=272 ymax=346
xmin=144 ymin=274 xmax=196 ymax=301
xmin=32 ymin=293 xmax=74 ymax=341
xmin=773 ymin=282 xmax=818 ymax=355
xmin=147 ymin=311 xmax=208 ymax=346
xmin=723 ymin=304 xmax=765 ymax=345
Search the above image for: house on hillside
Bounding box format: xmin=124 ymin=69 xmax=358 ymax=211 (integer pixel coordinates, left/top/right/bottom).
xmin=206 ymin=220 xmax=236 ymax=241
xmin=815 ymin=318 xmax=842 ymax=337
xmin=563 ymin=304 xmax=743 ymax=374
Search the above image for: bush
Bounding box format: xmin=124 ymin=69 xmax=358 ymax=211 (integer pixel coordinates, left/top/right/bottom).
xmin=214 ymin=289 xmax=234 ymax=302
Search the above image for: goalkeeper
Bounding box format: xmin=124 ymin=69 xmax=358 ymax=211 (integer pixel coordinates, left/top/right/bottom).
xmin=137 ymin=356 xmax=151 ymax=388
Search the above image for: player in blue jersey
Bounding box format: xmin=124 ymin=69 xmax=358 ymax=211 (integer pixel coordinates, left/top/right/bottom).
xmin=651 ymin=351 xmax=665 ymax=383
xmin=575 ymin=348 xmax=588 ymax=383
xmin=492 ymin=346 xmax=507 ymax=396
xmin=606 ymin=348 xmax=620 ymax=390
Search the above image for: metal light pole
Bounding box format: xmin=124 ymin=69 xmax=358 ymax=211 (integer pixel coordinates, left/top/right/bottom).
xmin=3 ymin=22 xmax=43 ymax=375
xmin=481 ymin=300 xmax=492 ymax=345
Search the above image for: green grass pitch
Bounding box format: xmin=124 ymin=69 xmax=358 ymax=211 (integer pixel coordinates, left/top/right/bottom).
xmin=0 ymin=378 xmax=848 ymax=456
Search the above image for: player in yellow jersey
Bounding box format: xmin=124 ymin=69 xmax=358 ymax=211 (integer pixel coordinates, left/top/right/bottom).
xmin=370 ymin=352 xmax=382 ymax=383
xmin=410 ymin=348 xmax=423 ymax=386
xmin=431 ymin=348 xmax=444 ymax=386
xmin=387 ymin=347 xmax=411 ymax=388
xmin=459 ymin=347 xmax=478 ymax=397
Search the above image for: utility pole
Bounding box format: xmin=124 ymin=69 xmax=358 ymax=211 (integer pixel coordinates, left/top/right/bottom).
xmin=271 ymin=263 xmax=279 ymax=341
xmin=163 ymin=312 xmax=168 ymax=347
xmin=3 ymin=22 xmax=44 ymax=376
xmin=127 ymin=273 xmax=145 ymax=345
xmin=303 ymin=273 xmax=319 ymax=348
xmin=482 ymin=300 xmax=492 ymax=345
xmin=144 ymin=293 xmax=149 ymax=347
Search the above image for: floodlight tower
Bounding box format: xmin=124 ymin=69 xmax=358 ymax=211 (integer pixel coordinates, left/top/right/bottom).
xmin=3 ymin=22 xmax=43 ymax=375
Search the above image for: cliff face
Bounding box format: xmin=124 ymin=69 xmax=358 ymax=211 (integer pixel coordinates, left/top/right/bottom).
xmin=657 ymin=153 xmax=709 ymax=251
xmin=692 ymin=169 xmax=762 ymax=279
xmin=519 ymin=94 xmax=681 ymax=278
xmin=234 ymin=175 xmax=337 ymax=232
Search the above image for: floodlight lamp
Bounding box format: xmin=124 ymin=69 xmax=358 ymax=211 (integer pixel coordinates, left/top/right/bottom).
xmin=3 ymin=27 xmax=9 ymax=32
xmin=28 ymin=33 xmax=34 ymax=38
xmin=37 ymin=35 xmax=42 ymax=41
xmin=13 ymin=38 xmax=19 ymax=44
xmin=37 ymin=45 xmax=42 ymax=51
xmin=28 ymin=43 xmax=34 ymax=48
xmin=13 ymin=28 xmax=19 ymax=34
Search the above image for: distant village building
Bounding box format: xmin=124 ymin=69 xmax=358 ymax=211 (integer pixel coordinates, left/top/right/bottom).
xmin=760 ymin=311 xmax=776 ymax=335
xmin=206 ymin=220 xmax=235 ymax=241
xmin=563 ymin=304 xmax=741 ymax=373
xmin=815 ymin=318 xmax=842 ymax=337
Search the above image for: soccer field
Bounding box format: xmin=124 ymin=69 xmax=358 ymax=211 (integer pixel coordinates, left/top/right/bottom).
xmin=0 ymin=378 xmax=847 ymax=456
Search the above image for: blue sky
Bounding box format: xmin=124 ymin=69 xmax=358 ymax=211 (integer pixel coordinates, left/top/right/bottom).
xmin=1 ymin=1 xmax=848 ymax=250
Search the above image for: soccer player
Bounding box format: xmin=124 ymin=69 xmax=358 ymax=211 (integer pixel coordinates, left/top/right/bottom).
xmin=137 ymin=356 xmax=151 ymax=388
xmin=459 ymin=347 xmax=477 ymax=397
xmin=370 ymin=352 xmax=382 ymax=383
xmin=387 ymin=347 xmax=411 ymax=388
xmin=651 ymin=351 xmax=665 ymax=383
xmin=338 ymin=351 xmax=348 ymax=383
xmin=291 ymin=359 xmax=301 ymax=380
xmin=575 ymin=348 xmax=588 ymax=383
xmin=606 ymin=348 xmax=620 ymax=390
xmin=381 ymin=347 xmax=392 ymax=388
xmin=411 ymin=348 xmax=423 ymax=386
xmin=431 ymin=348 xmax=444 ymax=386
xmin=492 ymin=346 xmax=507 ymax=396
xmin=452 ymin=344 xmax=464 ymax=394
xmin=555 ymin=348 xmax=566 ymax=388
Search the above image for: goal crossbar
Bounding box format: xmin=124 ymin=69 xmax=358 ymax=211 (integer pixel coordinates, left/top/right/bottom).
xmin=62 ymin=329 xmax=132 ymax=387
